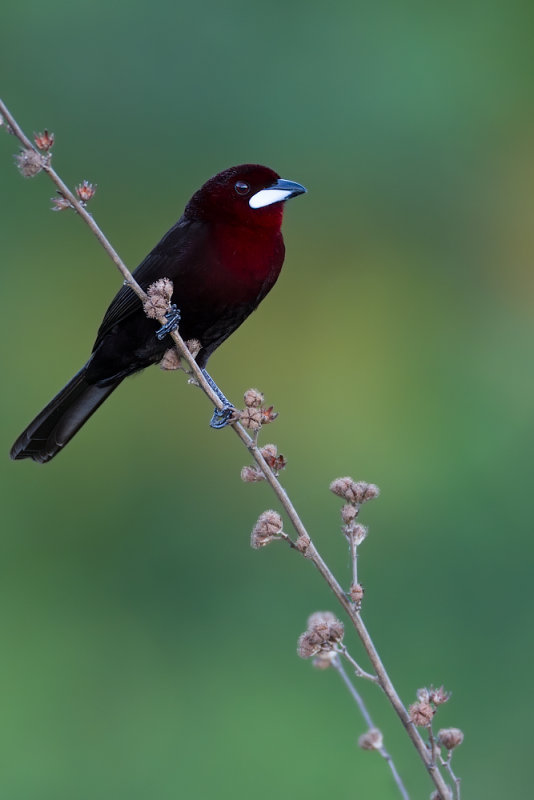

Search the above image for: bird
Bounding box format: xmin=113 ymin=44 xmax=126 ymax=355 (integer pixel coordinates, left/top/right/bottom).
xmin=10 ymin=164 xmax=306 ymax=464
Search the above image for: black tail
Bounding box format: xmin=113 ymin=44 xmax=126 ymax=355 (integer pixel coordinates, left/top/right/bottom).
xmin=10 ymin=365 xmax=122 ymax=463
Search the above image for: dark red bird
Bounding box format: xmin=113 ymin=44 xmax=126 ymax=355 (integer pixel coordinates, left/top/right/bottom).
xmin=10 ymin=164 xmax=306 ymax=463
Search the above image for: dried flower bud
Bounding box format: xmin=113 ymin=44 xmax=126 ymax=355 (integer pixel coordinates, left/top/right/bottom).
xmin=34 ymin=129 xmax=54 ymax=151
xmin=75 ymin=180 xmax=96 ymax=203
xmin=240 ymin=465 xmax=265 ymax=483
xmin=159 ymin=348 xmax=181 ymax=370
xmin=143 ymin=278 xmax=174 ymax=319
xmin=305 ymin=611 xmax=344 ymax=645
xmin=429 ymin=686 xmax=451 ymax=706
xmin=295 ymin=533 xmax=311 ymax=556
xmin=240 ymin=406 xmax=262 ymax=431
xmin=307 ymin=611 xmax=338 ymax=629
xmin=15 ymin=148 xmax=44 ymax=178
xmin=330 ymin=477 xmax=380 ymax=504
xmin=313 ymin=652 xmax=334 ymax=670
xmin=358 ymin=728 xmax=384 ymax=751
xmin=260 ymin=443 xmax=277 ymax=460
xmin=349 ymin=583 xmax=364 ymax=603
xmin=345 ymin=523 xmax=368 ymax=545
xmin=251 ymin=509 xmax=283 ymax=549
xmin=329 ymin=477 xmax=359 ymax=502
xmin=185 ymin=338 xmax=201 ymax=358
xmin=51 ymin=194 xmax=72 ymax=211
xmin=243 ymin=388 xmax=264 ymax=408
xmin=328 ymin=620 xmax=344 ymax=642
xmin=409 ymin=701 xmax=435 ymax=727
xmin=359 ymin=482 xmax=380 ymax=502
xmin=261 ymin=405 xmax=279 ymax=424
xmin=438 ymin=728 xmax=464 ymax=751
xmin=259 ymin=443 xmax=287 ymax=474
xmin=341 ymin=504 xmax=358 ymax=524
xmin=297 ymin=631 xmax=322 ymax=659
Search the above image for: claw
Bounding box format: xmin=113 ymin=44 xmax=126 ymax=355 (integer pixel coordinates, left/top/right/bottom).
xmin=156 ymin=305 xmax=181 ymax=340
xmin=210 ymin=404 xmax=236 ymax=429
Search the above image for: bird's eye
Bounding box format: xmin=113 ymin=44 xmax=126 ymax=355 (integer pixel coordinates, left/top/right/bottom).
xmin=234 ymin=181 xmax=250 ymax=195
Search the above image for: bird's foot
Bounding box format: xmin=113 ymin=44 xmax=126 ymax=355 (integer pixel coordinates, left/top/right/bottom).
xmin=200 ymin=369 xmax=236 ymax=428
xmin=156 ymin=305 xmax=181 ymax=340
xmin=210 ymin=404 xmax=237 ymax=429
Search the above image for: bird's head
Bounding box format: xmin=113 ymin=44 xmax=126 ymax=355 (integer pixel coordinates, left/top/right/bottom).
xmin=185 ymin=164 xmax=306 ymax=229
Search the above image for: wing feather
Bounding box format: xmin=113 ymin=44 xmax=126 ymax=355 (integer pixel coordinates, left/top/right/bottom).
xmin=92 ymin=217 xmax=206 ymax=350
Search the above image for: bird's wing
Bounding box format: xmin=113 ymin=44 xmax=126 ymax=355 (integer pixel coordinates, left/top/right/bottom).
xmin=92 ymin=217 xmax=205 ymax=350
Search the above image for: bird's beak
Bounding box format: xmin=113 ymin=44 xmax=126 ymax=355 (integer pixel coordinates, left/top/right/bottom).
xmin=249 ymin=178 xmax=307 ymax=209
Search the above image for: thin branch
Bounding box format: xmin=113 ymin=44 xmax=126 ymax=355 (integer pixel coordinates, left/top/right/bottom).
xmin=0 ymin=97 xmax=452 ymax=800
xmin=337 ymin=642 xmax=378 ymax=683
xmin=428 ymin=723 xmax=439 ymax=766
xmin=441 ymin=755 xmax=460 ymax=800
xmin=378 ymin=746 xmax=412 ymax=800
xmin=332 ymin=654 xmax=374 ymax=726
xmin=333 ymin=656 xmax=410 ymax=800
xmin=349 ymin=534 xmax=358 ymax=586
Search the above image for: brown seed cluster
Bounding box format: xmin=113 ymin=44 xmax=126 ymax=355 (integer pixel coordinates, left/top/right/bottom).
xmin=240 ymin=406 xmax=263 ymax=432
xmin=239 ymin=391 xmax=285 ymax=480
xmin=295 ymin=532 xmax=311 ymax=556
xmin=409 ymin=700 xmax=435 ymax=727
xmin=329 ymin=478 xmax=379 ymax=562
xmin=348 ymin=522 xmax=368 ymax=545
xmin=250 ymin=510 xmax=284 ymax=549
xmin=159 ymin=348 xmax=182 ymax=371
xmin=143 ymin=278 xmax=174 ymax=319
xmin=297 ymin=611 xmax=344 ymax=659
xmin=341 ymin=504 xmax=358 ymax=524
xmin=240 ymin=442 xmax=287 ymax=481
xmin=15 ymin=148 xmax=44 ymax=178
xmin=312 ymin=653 xmax=334 ymax=670
xmin=239 ymin=389 xmax=279 ymax=432
xmin=240 ymin=465 xmax=264 ymax=483
xmin=243 ymin=388 xmax=264 ymax=408
xmin=410 ymin=685 xmax=451 ymax=728
xmin=358 ymin=728 xmax=384 ymax=751
xmin=159 ymin=339 xmax=201 ymax=371
xmin=438 ymin=727 xmax=464 ymax=751
xmin=349 ymin=583 xmax=364 ymax=603
xmin=75 ymin=180 xmax=96 ymax=204
xmin=260 ymin=443 xmax=287 ymax=474
xmin=330 ymin=477 xmax=380 ymax=504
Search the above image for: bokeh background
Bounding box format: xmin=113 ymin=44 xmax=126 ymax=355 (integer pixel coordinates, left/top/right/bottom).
xmin=1 ymin=2 xmax=533 ymax=798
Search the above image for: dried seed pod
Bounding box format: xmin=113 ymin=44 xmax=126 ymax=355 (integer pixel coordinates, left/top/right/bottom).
xmin=15 ymin=148 xmax=44 ymax=178
xmin=358 ymin=728 xmax=384 ymax=751
xmin=251 ymin=509 xmax=283 ymax=549
xmin=409 ymin=701 xmax=435 ymax=727
xmin=438 ymin=728 xmax=464 ymax=751
xmin=243 ymin=388 xmax=264 ymax=408
xmin=240 ymin=407 xmax=262 ymax=431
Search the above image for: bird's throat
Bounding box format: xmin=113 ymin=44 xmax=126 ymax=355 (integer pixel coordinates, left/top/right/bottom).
xmin=213 ymin=222 xmax=284 ymax=289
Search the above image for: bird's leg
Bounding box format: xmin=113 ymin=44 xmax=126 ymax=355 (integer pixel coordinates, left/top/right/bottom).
xmin=202 ymin=370 xmax=236 ymax=429
xmin=156 ymin=305 xmax=181 ymax=340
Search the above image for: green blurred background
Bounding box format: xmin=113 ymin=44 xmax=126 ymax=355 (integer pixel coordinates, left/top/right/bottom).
xmin=1 ymin=1 xmax=533 ymax=797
